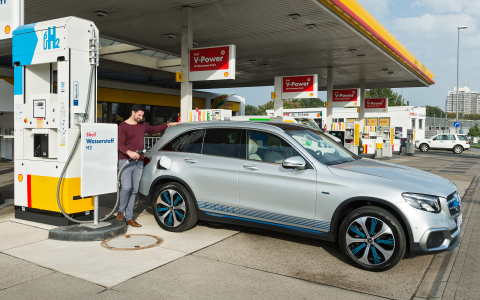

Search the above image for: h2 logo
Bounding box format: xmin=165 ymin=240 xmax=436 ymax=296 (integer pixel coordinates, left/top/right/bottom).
xmin=43 ymin=26 xmax=60 ymax=50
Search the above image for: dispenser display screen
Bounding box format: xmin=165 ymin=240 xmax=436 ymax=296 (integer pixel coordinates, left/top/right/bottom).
xmin=33 ymin=100 xmax=46 ymax=118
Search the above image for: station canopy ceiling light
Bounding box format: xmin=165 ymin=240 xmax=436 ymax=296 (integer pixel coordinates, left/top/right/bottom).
xmin=288 ymin=14 xmax=301 ymax=20
xmin=164 ymin=33 xmax=177 ymax=39
xmin=348 ymin=49 xmax=357 ymax=54
xmin=95 ymin=11 xmax=108 ymax=17
xmin=388 ymin=71 xmax=394 ymax=75
xmin=193 ymin=41 xmax=199 ymax=46
xmin=357 ymin=54 xmax=365 ymax=58
xmin=305 ymin=24 xmax=316 ymax=29
xmin=262 ymin=64 xmax=270 ymax=68
xmin=248 ymin=59 xmax=257 ymax=64
xmin=382 ymin=68 xmax=389 ymax=73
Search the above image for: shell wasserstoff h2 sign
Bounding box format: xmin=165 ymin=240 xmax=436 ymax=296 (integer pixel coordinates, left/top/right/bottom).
xmin=274 ymin=74 xmax=318 ymax=99
xmin=365 ymin=98 xmax=388 ymax=112
xmin=332 ymin=89 xmax=360 ymax=107
xmin=189 ymin=45 xmax=236 ymax=81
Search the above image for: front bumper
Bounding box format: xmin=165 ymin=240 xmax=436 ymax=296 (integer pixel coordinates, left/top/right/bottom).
xmin=410 ymin=227 xmax=460 ymax=255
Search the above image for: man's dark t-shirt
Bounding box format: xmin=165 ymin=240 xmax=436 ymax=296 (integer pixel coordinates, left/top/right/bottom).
xmin=118 ymin=122 xmax=168 ymax=160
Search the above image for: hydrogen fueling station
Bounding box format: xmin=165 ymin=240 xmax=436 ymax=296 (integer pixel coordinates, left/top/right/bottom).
xmin=5 ymin=1 xmax=475 ymax=298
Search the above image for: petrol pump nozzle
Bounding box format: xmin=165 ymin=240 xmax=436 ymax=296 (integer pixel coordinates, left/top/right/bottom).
xmin=128 ymin=149 xmax=149 ymax=162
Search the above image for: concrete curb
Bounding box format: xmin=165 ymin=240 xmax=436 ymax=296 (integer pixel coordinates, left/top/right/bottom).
xmin=414 ymin=175 xmax=480 ymax=299
xmin=48 ymin=219 xmax=127 ymax=242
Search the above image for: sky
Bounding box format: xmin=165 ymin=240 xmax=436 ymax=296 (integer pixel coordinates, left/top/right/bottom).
xmin=198 ymin=0 xmax=479 ymax=110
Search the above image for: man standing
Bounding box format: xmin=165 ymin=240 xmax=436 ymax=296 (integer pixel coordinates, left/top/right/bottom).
xmin=117 ymin=104 xmax=178 ymax=227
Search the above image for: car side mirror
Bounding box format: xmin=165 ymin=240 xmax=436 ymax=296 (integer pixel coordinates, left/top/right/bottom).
xmin=282 ymin=156 xmax=306 ymax=170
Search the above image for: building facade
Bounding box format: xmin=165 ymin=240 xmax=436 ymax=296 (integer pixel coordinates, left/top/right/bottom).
xmin=446 ymin=84 xmax=480 ymax=114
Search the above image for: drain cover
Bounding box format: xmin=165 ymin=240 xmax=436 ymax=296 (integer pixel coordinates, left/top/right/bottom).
xmin=102 ymin=234 xmax=163 ymax=251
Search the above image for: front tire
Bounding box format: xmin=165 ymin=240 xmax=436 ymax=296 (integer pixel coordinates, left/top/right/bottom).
xmin=339 ymin=206 xmax=406 ymax=272
xmin=453 ymin=145 xmax=463 ymax=154
xmin=420 ymin=144 xmax=429 ymax=152
xmin=151 ymin=182 xmax=198 ymax=232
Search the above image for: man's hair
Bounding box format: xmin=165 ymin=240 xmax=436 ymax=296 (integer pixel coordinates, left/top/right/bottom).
xmin=131 ymin=104 xmax=146 ymax=113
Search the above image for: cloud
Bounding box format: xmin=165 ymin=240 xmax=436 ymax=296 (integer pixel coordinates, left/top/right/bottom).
xmin=392 ymin=13 xmax=477 ymax=42
xmin=413 ymin=0 xmax=480 ymax=16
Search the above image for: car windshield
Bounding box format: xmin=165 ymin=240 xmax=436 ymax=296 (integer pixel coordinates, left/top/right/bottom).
xmin=285 ymin=128 xmax=359 ymax=166
xmin=295 ymin=118 xmax=323 ymax=131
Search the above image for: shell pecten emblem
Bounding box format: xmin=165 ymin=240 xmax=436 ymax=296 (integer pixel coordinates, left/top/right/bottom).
xmin=310 ymin=93 xmax=313 ymax=96
xmin=224 ymin=72 xmax=229 ymax=77
xmin=5 ymin=25 xmax=10 ymax=34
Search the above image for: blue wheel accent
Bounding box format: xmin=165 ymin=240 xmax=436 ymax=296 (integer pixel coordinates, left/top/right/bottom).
xmin=175 ymin=210 xmax=184 ymax=219
xmin=376 ymin=239 xmax=394 ymax=245
xmin=370 ymin=218 xmax=377 ymax=236
xmin=351 ymin=243 xmax=367 ymax=255
xmin=349 ymin=224 xmax=366 ymax=238
xmin=174 ymin=195 xmax=182 ymax=205
xmin=162 ymin=192 xmax=171 ymax=204
xmin=371 ymin=246 xmax=381 ymax=264
xmin=167 ymin=212 xmax=172 ymax=226
xmin=157 ymin=207 xmax=169 ymax=212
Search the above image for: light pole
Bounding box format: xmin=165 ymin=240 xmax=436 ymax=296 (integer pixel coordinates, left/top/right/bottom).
xmin=456 ymin=26 xmax=468 ymax=133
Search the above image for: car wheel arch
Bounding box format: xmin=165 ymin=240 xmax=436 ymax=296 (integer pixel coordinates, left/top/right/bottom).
xmin=149 ymin=175 xmax=201 ymax=211
xmin=330 ymin=197 xmax=413 ymax=247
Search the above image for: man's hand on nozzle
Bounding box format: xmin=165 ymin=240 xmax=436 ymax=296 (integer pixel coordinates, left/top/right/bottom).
xmin=127 ymin=150 xmax=141 ymax=160
xmin=167 ymin=122 xmax=179 ymax=127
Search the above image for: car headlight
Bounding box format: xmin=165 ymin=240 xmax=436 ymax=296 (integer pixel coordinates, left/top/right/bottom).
xmin=402 ymin=193 xmax=441 ymax=213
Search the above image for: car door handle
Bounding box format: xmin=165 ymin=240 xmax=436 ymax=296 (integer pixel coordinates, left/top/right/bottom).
xmin=184 ymin=158 xmax=197 ymax=164
xmin=243 ymin=164 xmax=258 ymax=171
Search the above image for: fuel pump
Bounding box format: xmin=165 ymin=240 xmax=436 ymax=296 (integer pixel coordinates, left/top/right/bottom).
xmin=343 ymin=121 xmax=362 ymax=155
xmin=379 ymin=126 xmax=392 ymax=157
xmin=406 ymin=129 xmax=415 ymax=155
xmin=13 ymin=17 xmax=118 ymax=226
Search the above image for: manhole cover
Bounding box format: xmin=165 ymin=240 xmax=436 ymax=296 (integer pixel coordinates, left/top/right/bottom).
xmin=101 ymin=234 xmax=163 ymax=251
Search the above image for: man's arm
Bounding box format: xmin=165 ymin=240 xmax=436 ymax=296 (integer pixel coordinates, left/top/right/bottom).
xmin=145 ymin=123 xmax=168 ymax=135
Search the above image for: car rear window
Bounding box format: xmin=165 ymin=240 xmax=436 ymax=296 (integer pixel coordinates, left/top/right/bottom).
xmin=457 ymin=135 xmax=467 ymax=141
xmin=202 ymin=128 xmax=239 ymax=158
xmin=161 ymin=129 xmax=204 ymax=153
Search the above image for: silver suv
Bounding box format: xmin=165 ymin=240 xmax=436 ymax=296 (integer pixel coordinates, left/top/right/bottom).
xmin=139 ymin=122 xmax=461 ymax=271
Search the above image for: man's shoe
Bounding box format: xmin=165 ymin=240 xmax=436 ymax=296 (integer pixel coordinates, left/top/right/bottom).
xmin=127 ymin=219 xmax=142 ymax=227
xmin=116 ymin=212 xmax=124 ymax=221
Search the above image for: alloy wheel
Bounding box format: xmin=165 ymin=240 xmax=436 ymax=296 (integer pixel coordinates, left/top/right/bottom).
xmin=346 ymin=216 xmax=395 ymax=265
xmin=421 ymin=144 xmax=428 ymax=152
xmin=454 ymin=146 xmax=462 ymax=154
xmin=155 ymin=189 xmax=186 ymax=227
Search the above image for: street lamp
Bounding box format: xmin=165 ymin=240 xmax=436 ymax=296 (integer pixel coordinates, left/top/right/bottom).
xmin=456 ymin=25 xmax=468 ymax=133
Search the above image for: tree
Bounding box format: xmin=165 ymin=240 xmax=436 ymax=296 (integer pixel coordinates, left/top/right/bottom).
xmin=292 ymin=98 xmax=325 ymax=108
xmin=425 ymin=106 xmax=445 ymax=118
xmin=245 ymin=104 xmax=261 ymax=115
xmin=365 ymin=88 xmax=404 ymax=106
xmin=468 ymin=123 xmax=480 ymax=137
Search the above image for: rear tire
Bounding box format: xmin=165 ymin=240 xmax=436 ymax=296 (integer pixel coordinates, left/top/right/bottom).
xmin=151 ymin=182 xmax=198 ymax=232
xmin=453 ymin=145 xmax=463 ymax=154
xmin=339 ymin=206 xmax=406 ymax=272
xmin=420 ymin=144 xmax=429 ymax=152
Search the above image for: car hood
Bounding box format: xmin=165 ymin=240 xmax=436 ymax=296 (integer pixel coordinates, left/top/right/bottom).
xmin=328 ymin=159 xmax=456 ymax=198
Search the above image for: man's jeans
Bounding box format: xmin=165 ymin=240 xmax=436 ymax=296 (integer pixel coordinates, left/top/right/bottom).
xmin=118 ymin=159 xmax=144 ymax=221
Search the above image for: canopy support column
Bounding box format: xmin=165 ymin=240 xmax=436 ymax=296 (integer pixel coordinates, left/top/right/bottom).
xmin=180 ymin=6 xmax=193 ymax=122
xmin=358 ymin=79 xmax=366 ymax=128
xmin=326 ymin=67 xmax=333 ymax=131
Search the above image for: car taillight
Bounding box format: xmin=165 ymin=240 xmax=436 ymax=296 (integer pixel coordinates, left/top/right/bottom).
xmin=466 ymin=141 xmax=469 ymax=144
xmin=144 ymin=157 xmax=151 ymax=166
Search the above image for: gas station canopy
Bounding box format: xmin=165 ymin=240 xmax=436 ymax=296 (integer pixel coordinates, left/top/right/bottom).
xmin=0 ymin=0 xmax=434 ymax=90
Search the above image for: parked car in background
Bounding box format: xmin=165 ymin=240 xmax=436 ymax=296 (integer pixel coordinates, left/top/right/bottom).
xmin=416 ymin=134 xmax=470 ymax=154
xmin=139 ymin=121 xmax=461 ymax=272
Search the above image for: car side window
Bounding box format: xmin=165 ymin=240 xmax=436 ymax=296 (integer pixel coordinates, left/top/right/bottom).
xmin=446 ymin=135 xmax=456 ymax=140
xmin=161 ymin=129 xmax=204 ymax=154
xmin=457 ymin=135 xmax=467 ymax=141
xmin=202 ymin=128 xmax=239 ymax=158
xmin=245 ymin=130 xmax=300 ymax=164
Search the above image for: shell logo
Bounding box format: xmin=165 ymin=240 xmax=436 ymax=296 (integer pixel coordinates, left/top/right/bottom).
xmin=354 ymin=102 xmax=357 ymax=105
xmin=309 ymin=93 xmax=313 ymax=96
xmin=224 ymin=72 xmax=229 ymax=77
xmin=5 ymin=25 xmax=10 ymax=34
xmin=383 ymin=109 xmax=386 ymax=111
xmin=18 ymin=174 xmax=23 ymax=182
xmin=317 ymin=113 xmax=320 ymax=117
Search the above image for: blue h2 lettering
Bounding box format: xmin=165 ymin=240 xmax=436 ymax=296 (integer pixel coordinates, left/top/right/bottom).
xmin=43 ymin=27 xmax=60 ymax=50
